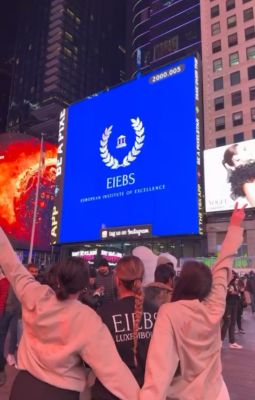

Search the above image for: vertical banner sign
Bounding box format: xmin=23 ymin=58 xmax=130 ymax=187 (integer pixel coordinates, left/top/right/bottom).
xmin=51 ymin=109 xmax=68 ymax=244
xmin=194 ymin=56 xmax=204 ymax=235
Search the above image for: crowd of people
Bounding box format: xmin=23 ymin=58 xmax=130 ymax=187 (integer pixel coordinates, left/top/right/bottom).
xmin=0 ymin=204 xmax=253 ymax=399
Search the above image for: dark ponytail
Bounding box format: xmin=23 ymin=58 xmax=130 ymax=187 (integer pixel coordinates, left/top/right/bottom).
xmin=171 ymin=261 xmax=212 ymax=302
xmin=45 ymin=257 xmax=89 ymax=301
xmin=55 ymin=282 xmax=69 ymax=301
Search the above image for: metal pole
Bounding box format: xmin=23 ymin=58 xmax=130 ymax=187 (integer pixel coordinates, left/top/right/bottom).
xmin=28 ymin=133 xmax=44 ymax=263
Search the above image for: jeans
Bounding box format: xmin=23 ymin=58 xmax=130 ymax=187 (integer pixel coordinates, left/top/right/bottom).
xmin=10 ymin=371 xmax=79 ymax=400
xmin=221 ymin=302 xmax=238 ymax=344
xmin=0 ymin=312 xmax=19 ymax=371
xmin=250 ymin=293 xmax=255 ymax=313
xmin=8 ymin=314 xmax=19 ymax=354
xmin=236 ymin=298 xmax=243 ymax=331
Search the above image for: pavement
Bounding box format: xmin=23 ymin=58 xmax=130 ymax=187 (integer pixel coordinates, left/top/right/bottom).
xmin=221 ymin=308 xmax=255 ymax=399
xmin=1 ymin=308 xmax=254 ymax=400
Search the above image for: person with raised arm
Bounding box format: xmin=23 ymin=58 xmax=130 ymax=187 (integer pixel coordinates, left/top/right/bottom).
xmin=0 ymin=228 xmax=139 ymax=400
xmin=140 ymin=203 xmax=246 ymax=400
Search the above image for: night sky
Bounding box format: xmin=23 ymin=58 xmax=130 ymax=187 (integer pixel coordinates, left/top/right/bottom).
xmin=0 ymin=0 xmax=20 ymax=59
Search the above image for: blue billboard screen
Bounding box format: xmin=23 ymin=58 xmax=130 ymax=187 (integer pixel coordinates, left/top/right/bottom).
xmin=52 ymin=56 xmax=202 ymax=244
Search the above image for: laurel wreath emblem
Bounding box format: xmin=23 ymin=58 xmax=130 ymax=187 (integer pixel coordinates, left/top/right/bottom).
xmin=100 ymin=117 xmax=145 ymax=169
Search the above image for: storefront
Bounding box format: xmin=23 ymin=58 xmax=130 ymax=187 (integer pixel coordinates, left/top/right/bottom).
xmin=59 ymin=234 xmax=206 ymax=270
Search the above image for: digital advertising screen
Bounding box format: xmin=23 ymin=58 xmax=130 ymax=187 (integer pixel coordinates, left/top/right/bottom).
xmin=0 ymin=133 xmax=57 ymax=249
xmin=204 ymin=139 xmax=255 ymax=212
xmin=52 ymin=55 xmax=203 ymax=244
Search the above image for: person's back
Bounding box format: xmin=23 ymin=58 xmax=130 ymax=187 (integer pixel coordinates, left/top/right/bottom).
xmin=0 ymin=231 xmax=140 ymax=400
xmin=140 ymin=204 xmax=246 ymax=400
xmin=92 ymin=256 xmax=157 ymax=400
xmin=158 ymin=298 xmax=223 ymax=399
xmin=144 ymin=283 xmax=172 ymax=307
xmin=18 ymin=284 xmax=111 ymax=389
xmin=144 ymin=261 xmax=175 ymax=307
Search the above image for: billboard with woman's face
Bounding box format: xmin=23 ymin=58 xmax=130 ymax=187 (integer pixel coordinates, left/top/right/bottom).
xmin=204 ymin=139 xmax=255 ymax=212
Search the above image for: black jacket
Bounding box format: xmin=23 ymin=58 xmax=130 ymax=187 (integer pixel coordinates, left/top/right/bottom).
xmin=91 ymin=296 xmax=158 ymax=400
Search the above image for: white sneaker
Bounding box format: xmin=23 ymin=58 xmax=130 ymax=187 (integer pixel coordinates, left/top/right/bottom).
xmin=229 ymin=342 xmax=243 ymax=349
xmin=6 ymin=354 xmax=16 ymax=366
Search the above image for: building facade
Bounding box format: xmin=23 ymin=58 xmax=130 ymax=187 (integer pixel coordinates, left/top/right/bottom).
xmin=127 ymin=0 xmax=201 ymax=78
xmin=7 ymin=0 xmax=126 ymax=139
xmin=201 ymin=0 xmax=255 ymax=258
xmin=0 ymin=60 xmax=12 ymax=132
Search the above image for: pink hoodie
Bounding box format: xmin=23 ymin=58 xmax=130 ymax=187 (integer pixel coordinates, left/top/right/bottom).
xmin=140 ymin=224 xmax=243 ymax=400
xmin=0 ymin=227 xmax=139 ymax=399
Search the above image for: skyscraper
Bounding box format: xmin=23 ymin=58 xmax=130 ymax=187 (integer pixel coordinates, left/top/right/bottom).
xmin=201 ymin=0 xmax=255 ymax=149
xmin=0 ymin=60 xmax=12 ymax=132
xmin=127 ymin=0 xmax=201 ymax=78
xmin=7 ymin=0 xmax=126 ymax=139
xmin=201 ymin=0 xmax=255 ymax=257
xmin=0 ymin=0 xmax=20 ymax=133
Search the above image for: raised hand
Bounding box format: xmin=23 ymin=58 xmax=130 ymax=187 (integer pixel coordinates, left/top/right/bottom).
xmin=230 ymin=202 xmax=247 ymax=227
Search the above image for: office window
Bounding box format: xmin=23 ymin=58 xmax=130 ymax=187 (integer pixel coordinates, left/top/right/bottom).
xmin=229 ymin=52 xmax=239 ymax=66
xmin=251 ymin=107 xmax=255 ymax=121
xmin=252 ymin=129 xmax=255 ymax=138
xmin=234 ymin=132 xmax=244 ymax=143
xmin=215 ymin=116 xmax=225 ymax=131
xmin=216 ymin=137 xmax=226 ymax=147
xmin=245 ymin=26 xmax=255 ymax=40
xmin=213 ymin=58 xmax=223 ymax=72
xmin=228 ymin=33 xmax=238 ymax=47
xmin=214 ymin=96 xmax=224 ymax=110
xmin=248 ymin=66 xmax=255 ymax=79
xmin=212 ymin=40 xmax=221 ymax=53
xmin=243 ymin=8 xmax=254 ymax=22
xmin=232 ymin=111 xmax=243 ymax=126
xmin=249 ymin=86 xmax=255 ymax=100
xmin=231 ymin=90 xmax=242 ymax=105
xmin=153 ymin=35 xmax=179 ymax=60
xmin=230 ymin=71 xmax=240 ymax=85
xmin=63 ymin=47 xmax=72 ymax=57
xmin=227 ymin=15 xmax=237 ymax=28
xmin=211 ymin=5 xmax=220 ymax=18
xmin=64 ymin=32 xmax=73 ymax=42
xmin=247 ymin=45 xmax=255 ymax=60
xmin=140 ymin=7 xmax=149 ymax=22
xmin=211 ymin=22 xmax=221 ymax=35
xmin=226 ymin=0 xmax=235 ymax=11
xmin=214 ymin=76 xmax=224 ymax=91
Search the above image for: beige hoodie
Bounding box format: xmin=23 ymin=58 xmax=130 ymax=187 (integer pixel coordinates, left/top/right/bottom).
xmin=140 ymin=224 xmax=243 ymax=400
xmin=0 ymin=228 xmax=139 ymax=399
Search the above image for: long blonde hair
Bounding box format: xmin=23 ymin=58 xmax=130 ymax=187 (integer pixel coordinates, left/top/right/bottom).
xmin=116 ymin=255 xmax=144 ymax=367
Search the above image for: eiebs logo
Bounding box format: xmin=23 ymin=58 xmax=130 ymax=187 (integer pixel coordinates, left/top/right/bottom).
xmin=100 ymin=117 xmax=145 ymax=189
xmin=100 ymin=117 xmax=145 ymax=169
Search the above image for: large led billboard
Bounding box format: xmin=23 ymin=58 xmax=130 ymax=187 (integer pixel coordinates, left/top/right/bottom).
xmin=204 ymin=139 xmax=255 ymax=212
xmin=52 ymin=56 xmax=203 ymax=244
xmin=0 ymin=133 xmax=57 ymax=249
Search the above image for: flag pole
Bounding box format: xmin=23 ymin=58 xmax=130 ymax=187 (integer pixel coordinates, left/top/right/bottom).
xmin=28 ymin=133 xmax=45 ymax=263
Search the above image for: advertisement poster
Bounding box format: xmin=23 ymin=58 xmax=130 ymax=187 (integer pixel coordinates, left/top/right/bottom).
xmin=0 ymin=133 xmax=57 ymax=249
xmin=53 ymin=56 xmax=202 ymax=244
xmin=204 ymin=139 xmax=255 ymax=212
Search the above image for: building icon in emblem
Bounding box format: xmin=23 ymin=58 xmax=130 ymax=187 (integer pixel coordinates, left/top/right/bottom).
xmin=116 ymin=135 xmax=127 ymax=149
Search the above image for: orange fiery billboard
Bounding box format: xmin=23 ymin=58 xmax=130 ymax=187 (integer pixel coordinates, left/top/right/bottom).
xmin=0 ymin=132 xmax=57 ymax=249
